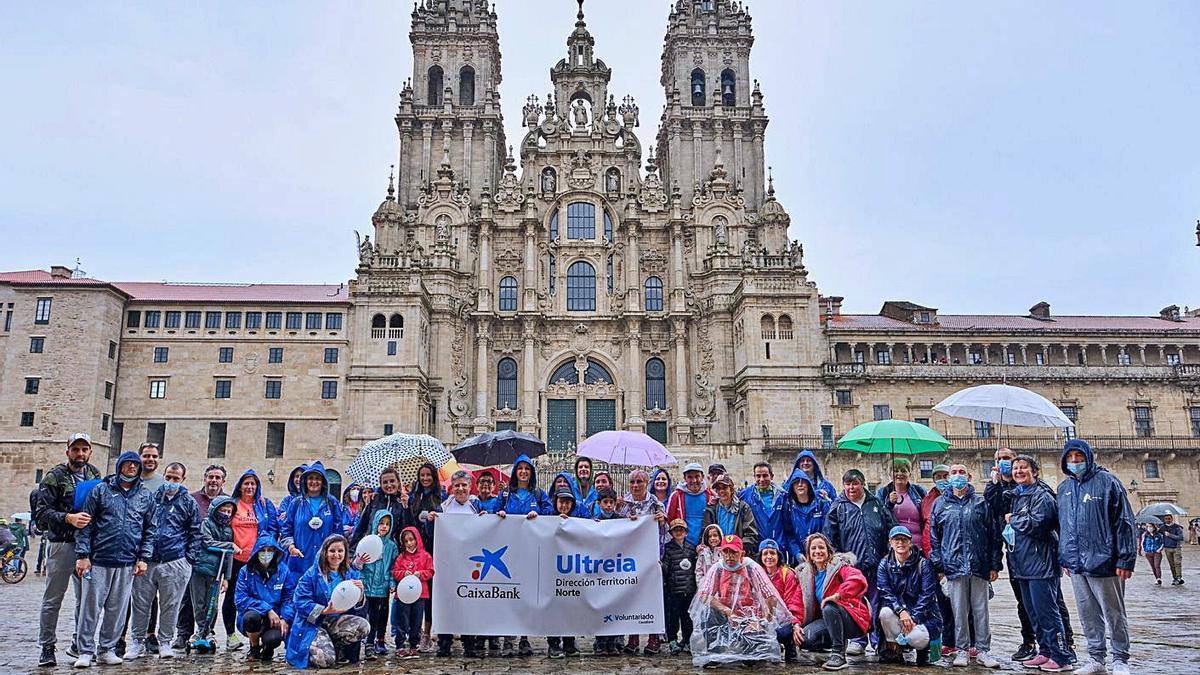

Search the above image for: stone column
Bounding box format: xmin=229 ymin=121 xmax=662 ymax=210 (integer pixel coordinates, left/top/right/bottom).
xmin=670 ymin=224 xmax=685 ymax=309
xmin=1099 ymin=345 xmax=1108 ymax=365
xmin=627 ymin=222 xmax=641 ymax=311
xmin=671 ymin=319 xmax=692 ymax=438
xmin=692 ymin=123 xmax=704 ymax=186
xmin=868 ymin=344 xmax=876 ymax=363
xmin=1020 ymin=344 xmax=1028 ymax=365
xmin=626 ymin=327 xmax=644 ymax=429
xmin=523 ymin=221 xmax=537 ymax=308
xmin=521 ymin=320 xmax=538 ymax=429
xmin=478 ymin=222 xmax=491 ymax=311
xmin=925 ymin=345 xmax=932 ymax=363
xmin=421 ymin=125 xmax=433 ymax=184
xmin=462 ymin=121 xmax=474 ymax=188
xmin=1139 ymin=345 xmax=1147 ymax=365
xmin=474 ymin=323 xmax=491 ymax=426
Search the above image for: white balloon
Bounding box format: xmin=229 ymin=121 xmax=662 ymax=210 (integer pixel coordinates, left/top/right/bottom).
xmin=357 ymin=535 xmax=384 ymax=564
xmin=329 ymin=580 xmax=362 ymax=612
xmin=395 ymin=574 xmax=422 ymax=604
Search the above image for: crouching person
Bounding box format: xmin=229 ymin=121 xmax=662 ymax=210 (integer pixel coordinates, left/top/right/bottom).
xmin=876 ymin=526 xmax=941 ymax=666
xmin=235 ymin=536 xmax=295 ymax=662
xmin=286 ymin=535 xmax=370 ymax=668
xmin=794 ymin=533 xmax=871 ymax=671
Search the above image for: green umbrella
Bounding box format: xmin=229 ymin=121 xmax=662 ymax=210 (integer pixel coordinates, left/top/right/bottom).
xmin=836 ymin=419 xmax=951 ymax=457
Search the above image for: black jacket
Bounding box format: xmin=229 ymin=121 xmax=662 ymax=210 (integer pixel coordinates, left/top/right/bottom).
xmin=33 ymin=463 xmax=101 ymax=543
xmin=929 ymin=485 xmax=1002 ymax=579
xmin=824 ymin=491 xmax=896 ymax=573
xmin=349 ymin=491 xmax=410 ymax=547
xmin=662 ymin=538 xmax=698 ymax=596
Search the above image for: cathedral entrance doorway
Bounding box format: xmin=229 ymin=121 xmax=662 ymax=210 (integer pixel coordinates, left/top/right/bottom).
xmin=542 ymin=357 xmax=621 ymax=452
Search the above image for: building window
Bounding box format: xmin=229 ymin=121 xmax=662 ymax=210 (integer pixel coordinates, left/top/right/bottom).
xmin=567 ymin=261 xmax=596 ymax=311
xmin=382 ymin=423 xmax=394 ymax=436
xmin=566 ymin=202 xmax=596 ymax=239
xmin=24 ymin=378 xmax=39 ymax=395
xmin=1166 ymin=352 xmax=1181 ymax=365
xmin=324 ymin=347 xmax=338 ymax=364
xmin=427 ymin=65 xmax=443 ymax=105
xmin=496 ymin=357 xmax=518 ymax=410
xmin=969 ymin=351 xmax=983 ymax=365
xmin=266 ymin=422 xmax=285 ymax=458
xmin=778 ymin=315 xmax=793 ymax=339
xmin=20 ymin=411 xmax=34 ymax=426
xmin=876 ymin=350 xmax=892 ymax=365
xmin=1143 ymin=459 xmax=1160 ymax=479
xmin=207 ymin=422 xmax=228 ymax=458
xmin=647 ymin=420 xmax=668 ymax=444
xmin=761 ymin=315 xmax=776 ymax=340
xmin=185 ymin=311 xmax=201 ymax=328
xmin=1190 ymin=406 xmax=1200 ymax=437
xmin=2 ymin=303 xmax=10 ymax=332
xmin=974 ymin=420 xmax=993 ymax=438
xmin=149 ymin=380 xmax=166 ymax=399
xmin=126 ymin=310 xmax=141 ymax=328
xmin=215 ymin=380 xmax=232 ymax=399
xmin=265 ymin=380 xmax=282 ymax=399
xmin=495 ymin=420 xmax=518 ymax=432
xmin=101 ymin=414 xmax=110 ymax=431
xmin=820 ymin=425 xmax=834 ymax=449
xmin=645 ymin=276 xmax=664 ymax=312
xmin=225 ymin=312 xmax=241 ymax=329
xmin=691 ymin=68 xmax=706 ymax=106
xmin=321 ymin=381 xmax=338 ymax=399
xmin=35 ymin=297 xmax=52 ymax=324
xmin=498 ymin=276 xmax=518 ymax=311
xmin=104 ymin=381 xmax=113 ymax=399
xmin=306 ymin=312 xmax=322 ymax=330
xmin=265 ymin=312 xmax=282 ymax=330
xmin=245 ymin=312 xmax=262 ymax=329
xmin=1035 ymin=352 xmax=1045 ymax=365
xmin=919 ymin=311 xmax=931 ymax=323
xmin=1117 ymin=352 xmax=1131 ymax=366
xmin=268 ymin=347 xmax=283 ymax=363
xmin=458 ymin=65 xmax=475 ymax=105
xmin=1134 ymin=406 xmax=1153 ymax=438
xmin=720 ymin=68 xmax=736 ymax=106
xmin=108 ymin=340 xmax=116 ymax=359
xmin=164 ymin=311 xmax=180 ymax=328
xmin=919 ymin=459 xmax=934 ymax=479
xmin=549 ymin=208 xmax=559 ymax=240
xmin=204 ymin=312 xmax=221 ymax=329
xmin=913 ymin=417 xmax=930 ymax=427
xmin=218 ymin=347 xmax=234 ymax=363
xmin=387 ymin=341 xmax=397 ymax=356
xmin=1006 ymin=352 xmax=1017 ymax=365
xmin=286 ymin=312 xmax=302 ymax=330
xmin=30 ymin=337 xmax=45 ymax=353
xmin=325 ymin=312 xmax=342 ymax=330
xmin=144 ymin=311 xmax=161 ymax=328
xmin=835 ymin=389 xmax=853 ymax=406
xmin=645 ymin=357 xmax=667 ymax=410
xmin=873 ymin=404 xmax=891 ymax=421
xmin=153 ymin=347 xmax=169 ymax=363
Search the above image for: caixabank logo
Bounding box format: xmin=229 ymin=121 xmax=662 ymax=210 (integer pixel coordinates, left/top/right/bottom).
xmin=457 ymin=545 xmax=521 ymax=599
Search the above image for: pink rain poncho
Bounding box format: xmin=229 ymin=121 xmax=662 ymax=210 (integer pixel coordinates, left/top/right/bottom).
xmin=688 ymin=556 xmax=795 ymax=666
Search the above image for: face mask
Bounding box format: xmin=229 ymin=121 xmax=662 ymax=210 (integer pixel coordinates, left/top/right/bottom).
xmin=998 ymin=460 xmax=1013 ymax=476
xmin=164 ymin=482 xmax=182 ymax=493
xmin=257 ymin=550 xmax=275 ymax=566
xmin=719 ymin=559 xmax=744 ymax=572
xmin=949 ymin=475 xmax=969 ymax=490
xmin=215 ymin=511 xmax=232 ymax=525
xmin=934 ymin=479 xmax=950 ymax=492
xmin=1066 ymin=461 xmax=1087 ymax=476
xmin=119 ymin=474 xmax=138 ymax=485
xmin=348 ymin=489 xmax=361 ymax=502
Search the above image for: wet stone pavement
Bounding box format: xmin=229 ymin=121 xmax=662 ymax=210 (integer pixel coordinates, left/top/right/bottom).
xmin=4 ymin=556 xmax=1199 ymax=674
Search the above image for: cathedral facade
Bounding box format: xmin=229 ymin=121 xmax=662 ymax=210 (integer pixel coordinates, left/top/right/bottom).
xmin=2 ymin=0 xmax=1198 ymax=516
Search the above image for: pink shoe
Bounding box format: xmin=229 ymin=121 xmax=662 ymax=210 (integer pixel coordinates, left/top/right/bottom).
xmin=1024 ymin=655 xmax=1050 ymax=669
xmin=970 ymin=648 xmax=978 ymax=658
xmin=1039 ymin=659 xmax=1072 ymax=672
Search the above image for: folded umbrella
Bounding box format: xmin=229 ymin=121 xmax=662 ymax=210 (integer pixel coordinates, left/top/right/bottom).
xmin=452 ymin=429 xmax=546 ymax=467
xmin=347 ymin=433 xmax=452 ymax=488
xmin=577 ymin=430 xmax=677 ymax=467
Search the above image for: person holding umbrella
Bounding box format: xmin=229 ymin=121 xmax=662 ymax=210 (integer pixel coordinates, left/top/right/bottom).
xmin=1162 ymin=514 xmax=1185 ymax=585
xmin=875 ymin=459 xmax=926 ymax=542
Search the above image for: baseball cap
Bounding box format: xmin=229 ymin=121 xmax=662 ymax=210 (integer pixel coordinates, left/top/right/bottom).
xmin=758 ymin=538 xmax=779 ymax=552
xmin=889 ymin=525 xmax=913 ymax=540
xmin=554 ymin=487 xmax=576 ymax=501
xmin=718 ymin=534 xmax=743 ymax=552
xmin=708 ymin=463 xmax=727 ymax=474
xmin=683 ymin=462 xmax=704 ymax=475
xmin=712 ymin=474 xmax=734 ymax=488
xmin=67 ymin=432 xmax=91 ymax=447
xmin=668 ymin=518 xmax=688 ymax=532
xmin=932 ymin=464 xmax=951 ymax=475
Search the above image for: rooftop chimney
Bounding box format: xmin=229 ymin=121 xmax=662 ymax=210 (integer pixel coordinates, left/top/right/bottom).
xmin=1029 ymin=301 xmax=1051 ymax=319
xmin=49 ymin=265 xmax=72 ymax=279
xmin=1160 ymin=305 xmax=1182 ymax=322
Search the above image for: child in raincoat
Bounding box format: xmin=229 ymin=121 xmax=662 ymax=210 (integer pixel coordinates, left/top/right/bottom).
xmin=234 ymin=535 xmax=295 ymax=662
xmin=696 ymin=523 xmax=725 ymax=583
xmin=390 ymin=526 xmax=433 ymax=658
xmin=547 ymin=487 xmax=584 ymax=659
xmin=285 ymin=534 xmax=370 ymax=668
xmin=356 ymin=511 xmax=399 ymax=657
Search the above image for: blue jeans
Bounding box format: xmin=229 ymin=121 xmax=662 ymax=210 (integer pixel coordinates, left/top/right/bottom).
xmin=1018 ymin=578 xmax=1069 ymax=664
xmin=392 ymin=599 xmax=424 ymax=648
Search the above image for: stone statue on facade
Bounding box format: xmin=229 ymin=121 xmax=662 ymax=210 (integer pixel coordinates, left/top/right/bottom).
xmin=713 ymin=216 xmax=728 ymax=246
xmin=435 ymin=215 xmax=450 ymax=245
xmin=572 ymin=99 xmax=589 ymax=129
xmin=605 ymin=168 xmax=620 ymax=193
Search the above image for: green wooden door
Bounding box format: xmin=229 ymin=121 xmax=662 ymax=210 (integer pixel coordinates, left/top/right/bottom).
xmin=585 ymin=399 xmax=617 ymax=438
xmin=547 ymin=399 xmax=577 ymax=452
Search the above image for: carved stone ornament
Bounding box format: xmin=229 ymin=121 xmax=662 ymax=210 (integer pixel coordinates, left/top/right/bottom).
xmin=566 ymin=150 xmax=596 ymax=190
xmin=494 ymin=247 xmax=522 ymax=273
xmin=243 ymin=353 xmax=259 ymax=375
xmin=692 ymin=373 xmax=716 ymax=420
xmin=640 ymin=250 xmax=669 ymax=273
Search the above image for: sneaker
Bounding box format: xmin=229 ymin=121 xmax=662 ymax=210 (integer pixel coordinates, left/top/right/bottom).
xmin=406 ymin=648 xmax=420 ymax=660
xmin=1111 ymin=661 xmax=1130 ymax=675
xmin=418 ymin=636 xmax=434 ymax=653
xmin=977 ymin=651 xmax=1002 ymax=669
xmin=66 ymin=644 xmax=80 ymax=659
xmin=952 ymin=651 xmax=969 ymax=667
xmin=1073 ymin=661 xmax=1107 ymax=675
xmin=846 ymin=641 xmax=865 ymax=656
xmin=548 ymin=644 xmax=564 ymax=659
xmin=1040 ymin=659 xmax=1073 ymax=672
xmin=517 ymin=638 xmax=533 ymax=657
xmin=124 ymin=640 xmax=145 ymax=660
xmin=1026 ymin=655 xmax=1051 ymax=669
xmin=500 ymin=641 xmax=515 ymax=658
xmin=158 ymin=645 xmax=175 ymax=659
xmin=823 ymin=653 xmax=849 ymax=670
xmin=1013 ymin=644 xmax=1039 ymax=662
xmin=667 ymin=640 xmax=681 ymax=656
xmin=373 ymin=642 xmax=389 ymax=657
xmin=623 ymin=635 xmax=640 ymax=654
xmin=73 ymin=654 xmax=92 ymax=668
xmin=644 ymin=635 xmax=661 ymax=655
xmin=96 ymin=651 xmax=123 ymax=666
xmin=170 ymin=638 xmax=187 ymax=652
xmin=226 ymin=633 xmax=244 ymax=651
xmin=39 ymin=646 xmax=56 ymax=667
xmin=941 ymin=645 xmax=955 ymax=657
xmin=564 ymin=641 xmax=581 ymax=657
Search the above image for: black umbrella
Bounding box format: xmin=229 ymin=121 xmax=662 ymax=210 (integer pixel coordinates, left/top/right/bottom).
xmin=452 ymin=430 xmax=545 ymax=467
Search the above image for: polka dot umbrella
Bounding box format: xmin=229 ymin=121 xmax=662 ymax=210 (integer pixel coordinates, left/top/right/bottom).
xmin=347 ymin=433 xmax=453 ymax=489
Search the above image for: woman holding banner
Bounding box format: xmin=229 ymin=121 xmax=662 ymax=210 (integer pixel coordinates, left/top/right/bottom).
xmin=494 ymin=455 xmax=550 ymax=657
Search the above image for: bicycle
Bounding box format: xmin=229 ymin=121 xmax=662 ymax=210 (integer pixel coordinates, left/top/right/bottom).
xmin=1 ymin=548 xmax=27 ymax=584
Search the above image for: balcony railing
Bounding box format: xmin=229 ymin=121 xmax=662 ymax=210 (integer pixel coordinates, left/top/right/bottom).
xmin=370 ymin=328 xmax=403 ymax=339
xmin=763 ymin=434 xmax=1200 ymax=453
xmin=822 ymin=361 xmax=1183 ymax=381
xmin=824 ymin=362 xmax=866 ymax=376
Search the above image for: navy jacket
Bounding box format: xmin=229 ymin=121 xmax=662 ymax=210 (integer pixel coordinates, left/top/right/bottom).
xmin=149 ymin=484 xmax=202 ymax=564
xmin=824 ymin=490 xmax=896 ymax=573
xmin=876 ymin=551 xmax=941 ymax=638
xmin=75 ymin=452 xmax=156 ymax=567
xmin=1006 ymin=480 xmax=1059 ymax=579
xmin=929 ymin=485 xmax=1001 ymax=579
xmin=791 ymin=450 xmax=838 ymax=501
xmin=1056 ymin=440 xmax=1137 ymax=576
xmin=234 ymin=536 xmax=296 ymax=633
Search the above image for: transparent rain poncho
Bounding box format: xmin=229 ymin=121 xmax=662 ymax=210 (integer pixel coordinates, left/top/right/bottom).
xmin=688 ymin=557 xmax=795 ymax=667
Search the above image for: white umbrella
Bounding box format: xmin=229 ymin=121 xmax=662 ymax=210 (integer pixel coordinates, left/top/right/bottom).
xmin=576 ymin=430 xmax=678 ymax=467
xmin=934 ymin=384 xmax=1073 ymax=428
xmin=346 ymin=433 xmax=452 ymax=488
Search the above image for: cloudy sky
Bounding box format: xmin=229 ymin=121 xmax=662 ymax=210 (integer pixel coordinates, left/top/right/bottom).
xmin=2 ymin=1 xmax=1197 ymax=314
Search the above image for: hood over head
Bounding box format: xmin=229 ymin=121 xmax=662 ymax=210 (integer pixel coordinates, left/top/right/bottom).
xmin=113 ymin=451 xmax=143 ymax=486
xmin=287 ymin=465 xmax=308 ymax=496
xmin=507 ymin=454 xmax=539 ymax=492
xmin=1061 ymin=439 xmax=1097 ymax=478
xmin=552 ymin=471 xmax=580 ymax=499
xmin=701 ymin=523 xmax=725 ymax=548
xmin=342 ymin=482 xmax=364 ymax=505
xmin=248 ymin=534 xmax=284 ymax=575
xmin=782 ymin=468 xmax=819 ymax=506
xmin=398 ymin=525 xmax=427 ymax=555
xmin=369 ymin=508 xmax=395 ymax=537
xmin=792 ymin=449 xmax=827 ymax=481
xmin=300 ymin=462 xmax=330 ymax=497
xmin=235 ymin=469 xmax=264 ymax=503
xmin=208 ymin=495 xmax=237 ymax=522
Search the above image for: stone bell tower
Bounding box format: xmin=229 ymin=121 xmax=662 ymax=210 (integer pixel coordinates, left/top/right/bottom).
xmin=656 ymin=0 xmax=769 ymax=213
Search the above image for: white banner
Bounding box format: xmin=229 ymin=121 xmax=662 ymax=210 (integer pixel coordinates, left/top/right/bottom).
xmin=430 ymin=514 xmax=664 ymax=636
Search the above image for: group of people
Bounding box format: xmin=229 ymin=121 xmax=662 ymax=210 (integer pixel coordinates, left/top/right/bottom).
xmin=31 ymin=432 xmax=1142 ymax=673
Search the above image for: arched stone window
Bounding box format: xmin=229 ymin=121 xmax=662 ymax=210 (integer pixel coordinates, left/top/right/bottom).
xmin=458 ymin=65 xmax=475 ymax=105
xmin=496 ymin=357 xmax=518 ymax=409
xmin=566 ymin=202 xmax=595 ymax=239
xmin=389 ymin=313 xmax=404 ymax=329
xmin=549 ymin=358 xmax=613 ymax=385
xmin=721 ymin=69 xmax=736 ymax=106
xmin=371 ymin=314 xmax=386 ymax=329
xmin=691 ymin=69 xmax=706 ymax=106
xmin=778 ymin=314 xmax=794 ymax=339
xmin=760 ymin=314 xmax=776 ymax=340
xmin=645 ymin=357 xmax=667 ymax=409
xmin=427 ymin=65 xmax=443 ymax=105
xmin=498 ymin=276 xmax=518 ymax=312
xmin=603 ymin=210 xmax=613 ymax=242
xmin=567 ymin=261 xmax=596 ymax=311
xmin=645 ymin=276 xmax=664 ymax=312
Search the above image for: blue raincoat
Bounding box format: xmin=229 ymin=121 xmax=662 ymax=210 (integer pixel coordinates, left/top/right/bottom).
xmin=1056 ymin=439 xmax=1137 ymax=577
xmin=277 ymin=465 xmax=308 ymax=524
xmin=285 ymin=561 xmax=363 ymax=668
xmin=772 ymin=470 xmax=831 ymax=565
xmin=148 ymin=483 xmax=202 ymax=564
xmin=75 ymin=451 xmax=156 ymax=567
xmin=280 ymin=462 xmax=344 ymax=577
xmin=497 ymin=454 xmax=551 ymax=515
xmin=234 ymin=535 xmax=295 ymax=633
xmin=928 ymin=484 xmax=1001 ymax=580
xmin=738 ymin=480 xmax=784 ymax=538
xmin=550 ymin=472 xmax=589 ymax=517
xmin=234 ymin=469 xmax=279 ymax=539
xmin=357 ymin=510 xmax=400 ymax=598
xmin=791 ymin=450 xmax=838 ymax=501
xmin=1006 ymin=480 xmax=1060 ymax=579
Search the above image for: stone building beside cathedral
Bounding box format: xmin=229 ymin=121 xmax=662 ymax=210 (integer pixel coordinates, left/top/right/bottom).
xmin=2 ymin=0 xmax=1197 ymax=515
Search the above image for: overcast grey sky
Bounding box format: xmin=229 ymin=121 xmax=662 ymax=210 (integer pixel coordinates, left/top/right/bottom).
xmin=2 ymin=1 xmax=1197 ymax=314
